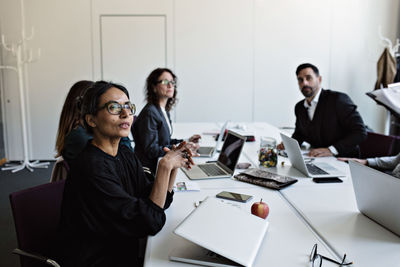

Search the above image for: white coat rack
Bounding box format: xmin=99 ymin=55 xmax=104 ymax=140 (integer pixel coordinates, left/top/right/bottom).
xmin=0 ymin=0 xmax=49 ymax=172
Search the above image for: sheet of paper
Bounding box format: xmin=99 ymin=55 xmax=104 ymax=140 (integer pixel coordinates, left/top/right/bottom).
xmin=173 ymin=181 xmax=200 ymax=192
xmin=369 ymin=83 xmax=400 ymax=115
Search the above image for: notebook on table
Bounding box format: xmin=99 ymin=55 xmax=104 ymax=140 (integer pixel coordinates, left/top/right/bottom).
xmin=182 ymin=130 xmax=246 ymax=180
xmin=280 ymin=133 xmax=344 ymax=178
xmin=170 ymin=197 xmax=269 ymax=267
xmin=349 ymin=161 xmax=400 ymax=236
xmin=197 ymin=121 xmax=228 ymax=157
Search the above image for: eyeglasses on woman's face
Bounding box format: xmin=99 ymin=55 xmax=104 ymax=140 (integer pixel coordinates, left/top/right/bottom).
xmin=310 ymin=244 xmax=353 ymax=267
xmin=98 ymin=101 xmax=136 ymax=115
xmin=157 ymin=79 xmax=176 ymax=87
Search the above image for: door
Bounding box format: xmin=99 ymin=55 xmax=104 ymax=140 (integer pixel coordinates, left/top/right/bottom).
xmin=100 ymin=15 xmax=166 ymax=113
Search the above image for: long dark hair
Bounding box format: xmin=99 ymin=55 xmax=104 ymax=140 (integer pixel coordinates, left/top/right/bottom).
xmin=81 ymin=81 xmax=130 ymax=134
xmin=145 ymin=68 xmax=178 ymax=111
xmin=55 ymin=80 xmax=94 ymax=157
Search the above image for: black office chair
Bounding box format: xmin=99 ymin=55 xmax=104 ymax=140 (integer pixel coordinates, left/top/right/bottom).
xmin=50 ymin=156 xmax=69 ymax=182
xmin=359 ymin=132 xmax=399 ymax=159
xmin=9 ymin=180 xmax=65 ymax=267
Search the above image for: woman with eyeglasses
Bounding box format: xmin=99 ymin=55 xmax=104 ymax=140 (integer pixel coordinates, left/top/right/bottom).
xmin=59 ymin=81 xmax=194 ymax=267
xmin=55 ymin=80 xmax=133 ymax=167
xmin=132 ymin=68 xmax=201 ymax=175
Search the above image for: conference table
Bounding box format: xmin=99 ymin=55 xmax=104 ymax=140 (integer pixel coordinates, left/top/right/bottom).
xmin=144 ymin=122 xmax=400 ymax=267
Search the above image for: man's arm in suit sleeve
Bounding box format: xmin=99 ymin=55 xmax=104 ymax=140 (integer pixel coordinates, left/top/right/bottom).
xmin=332 ymin=93 xmax=367 ymax=154
xmin=291 ymin=103 xmax=306 ymax=146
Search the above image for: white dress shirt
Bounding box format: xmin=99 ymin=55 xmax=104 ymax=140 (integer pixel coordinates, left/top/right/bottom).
xmin=161 ymin=107 xmax=172 ymax=135
xmin=303 ymin=88 xmax=322 ymax=121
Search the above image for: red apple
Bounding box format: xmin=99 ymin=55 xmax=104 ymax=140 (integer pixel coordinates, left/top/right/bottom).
xmin=251 ymin=199 xmax=269 ymax=219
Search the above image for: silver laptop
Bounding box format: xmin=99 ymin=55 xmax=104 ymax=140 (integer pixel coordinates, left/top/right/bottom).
xmin=169 ymin=240 xmax=241 ymax=267
xmin=280 ymin=133 xmax=344 ymax=178
xmin=171 ymin=197 xmax=269 ymax=267
xmin=349 ymin=161 xmax=400 ymax=236
xmin=182 ymin=130 xmax=246 ymax=180
xmin=197 ymin=121 xmax=228 ymax=157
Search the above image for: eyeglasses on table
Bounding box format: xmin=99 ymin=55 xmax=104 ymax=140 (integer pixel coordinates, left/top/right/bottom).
xmin=310 ymin=244 xmax=353 ymax=267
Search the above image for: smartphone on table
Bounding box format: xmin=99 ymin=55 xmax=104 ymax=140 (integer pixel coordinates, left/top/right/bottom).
xmin=312 ymin=177 xmax=343 ymax=183
xmin=216 ymin=191 xmax=253 ymax=203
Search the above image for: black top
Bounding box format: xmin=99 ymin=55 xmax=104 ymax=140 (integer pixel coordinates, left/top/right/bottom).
xmin=132 ymin=103 xmax=183 ymax=175
xmin=292 ymin=89 xmax=367 ymax=158
xmin=61 ymin=126 xmax=91 ymax=165
xmin=62 ymin=126 xmax=133 ymax=166
xmin=59 ymin=142 xmax=174 ymax=267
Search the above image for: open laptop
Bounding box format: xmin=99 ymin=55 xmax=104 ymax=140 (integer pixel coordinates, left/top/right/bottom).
xmin=197 ymin=121 xmax=228 ymax=157
xmin=280 ymin=133 xmax=344 ymax=178
xmin=171 ymin=197 xmax=269 ymax=267
xmin=182 ymin=130 xmax=246 ymax=180
xmin=349 ymin=161 xmax=400 ymax=236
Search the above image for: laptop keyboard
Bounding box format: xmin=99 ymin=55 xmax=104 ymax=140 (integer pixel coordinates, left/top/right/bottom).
xmin=306 ymin=163 xmax=329 ymax=175
xmin=198 ymin=164 xmax=227 ymax=176
xmin=197 ymin=147 xmax=214 ymax=155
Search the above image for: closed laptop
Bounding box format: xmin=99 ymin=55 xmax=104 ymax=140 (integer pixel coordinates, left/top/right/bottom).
xmin=171 ymin=197 xmax=269 ymax=267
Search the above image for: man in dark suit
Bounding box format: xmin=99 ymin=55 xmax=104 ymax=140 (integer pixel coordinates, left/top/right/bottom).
xmin=279 ymin=63 xmax=367 ymax=158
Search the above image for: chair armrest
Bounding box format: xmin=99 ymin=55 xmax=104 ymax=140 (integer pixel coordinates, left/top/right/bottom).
xmin=12 ymin=248 xmax=60 ymax=267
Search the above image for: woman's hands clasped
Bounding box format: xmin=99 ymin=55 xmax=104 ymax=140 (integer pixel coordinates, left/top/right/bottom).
xmin=187 ymin=134 xmax=201 ymax=156
xmin=161 ymin=141 xmax=195 ymax=170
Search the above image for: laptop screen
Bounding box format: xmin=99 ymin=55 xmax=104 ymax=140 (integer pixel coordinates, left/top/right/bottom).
xmin=217 ymin=131 xmax=245 ymax=172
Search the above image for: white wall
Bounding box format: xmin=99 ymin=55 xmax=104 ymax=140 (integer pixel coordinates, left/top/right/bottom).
xmin=0 ymin=0 xmax=398 ymax=160
xmin=0 ymin=0 xmax=93 ymax=160
xmin=330 ymin=0 xmax=399 ymax=132
xmin=253 ymin=0 xmax=331 ymax=124
xmin=174 ymin=0 xmax=253 ymax=122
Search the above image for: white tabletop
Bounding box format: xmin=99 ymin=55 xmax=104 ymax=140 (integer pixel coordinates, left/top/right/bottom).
xmin=144 ymin=186 xmax=337 ymax=267
xmin=171 ymin=122 xmax=220 ymax=141
xmin=144 ymin=122 xmax=400 ymax=267
xmin=281 ymin=180 xmax=400 ymax=266
xmin=242 ymin=122 xmax=400 ymax=266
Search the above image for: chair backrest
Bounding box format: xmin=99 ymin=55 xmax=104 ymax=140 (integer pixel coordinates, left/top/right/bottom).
xmin=9 ymin=180 xmax=65 ymax=267
xmin=50 ymin=157 xmax=69 ymax=182
xmin=359 ymin=132 xmax=397 ymax=159
xmin=390 ymin=135 xmax=400 ymax=155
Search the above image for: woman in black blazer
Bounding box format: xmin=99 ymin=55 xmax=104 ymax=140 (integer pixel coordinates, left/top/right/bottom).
xmin=132 ymin=68 xmax=200 ymax=175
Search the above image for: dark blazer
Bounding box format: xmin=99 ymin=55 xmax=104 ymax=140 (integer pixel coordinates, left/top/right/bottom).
xmin=292 ymin=89 xmax=367 ymax=158
xmin=132 ymin=103 xmax=182 ymax=175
